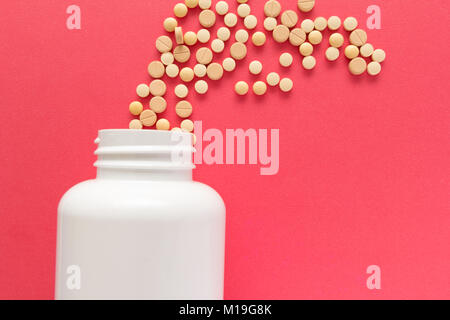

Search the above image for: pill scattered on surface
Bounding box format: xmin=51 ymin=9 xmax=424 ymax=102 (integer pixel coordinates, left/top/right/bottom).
xmin=367 ymin=61 xmax=381 ymax=76
xmin=180 ymin=67 xmax=195 ymax=82
xmin=235 ymin=81 xmax=249 ymax=95
xmin=279 ymin=53 xmax=293 ymax=67
xmin=264 ymin=17 xmax=277 ymax=31
xmin=224 ymin=13 xmax=238 ymax=27
xmin=301 ymin=19 xmax=315 ymax=33
xmin=298 ymin=0 xmax=315 ymax=12
xmin=289 ymin=28 xmax=306 ymax=46
xmin=343 ymin=17 xmax=358 ymax=31
xmin=348 ymin=57 xmax=367 ymax=75
xmin=211 ymin=39 xmax=225 ymax=53
xmin=349 ymin=29 xmax=367 ymax=46
xmin=176 ymin=100 xmax=193 ymax=118
xmin=163 ymin=17 xmax=178 ymax=32
xmin=199 ymin=9 xmax=216 ymax=28
xmin=149 ymin=80 xmax=167 ymax=96
xmin=360 ymin=43 xmax=374 ymax=58
xmin=161 ymin=52 xmax=174 ymax=65
xmin=195 ymin=80 xmax=209 ymax=94
xmin=235 ymin=29 xmax=249 ymax=43
xmin=194 ymin=63 xmax=207 ymax=77
xmin=175 ymin=84 xmax=189 ymax=98
xmin=344 ymin=45 xmax=359 ymax=59
xmin=279 ymin=77 xmax=293 ymax=92
xmin=217 ymin=27 xmax=231 ymax=41
xmin=249 ymin=60 xmax=263 ymax=75
xmin=264 ymin=0 xmax=281 ymax=18
xmin=308 ymin=30 xmax=323 ymax=45
xmin=230 ymin=42 xmax=248 ymax=60
xmin=252 ymin=32 xmax=266 ymax=46
xmin=175 ymin=27 xmax=184 ymax=45
xmin=237 ymin=0 xmax=248 ymax=3
xmin=314 ymin=17 xmax=328 ymax=31
xmin=266 ymin=72 xmax=280 ymax=86
xmin=199 ymin=0 xmax=212 ymax=9
xmin=156 ymin=118 xmax=171 ymax=131
xmin=325 ymin=47 xmax=340 ymax=61
xmin=156 ymin=36 xmax=173 ymax=53
xmin=215 ymin=1 xmax=229 ymax=15
xmin=237 ymin=4 xmax=251 ymax=18
xmin=185 ymin=0 xmax=199 ymax=9
xmin=173 ymin=45 xmax=191 ymax=63
xmin=166 ymin=64 xmax=180 ymax=78
xmin=207 ymin=62 xmax=224 ymax=80
xmin=174 ymin=3 xmax=188 ymax=18
xmin=372 ymin=49 xmax=386 ymax=63
xmin=181 ymin=119 xmax=195 ymax=132
xmin=184 ymin=31 xmax=198 ymax=46
xmin=281 ymin=10 xmax=298 ymax=28
xmin=273 ymin=25 xmax=290 ymax=43
xmin=302 ymin=56 xmax=316 ymax=70
xmin=253 ymin=81 xmax=267 ymax=96
xmin=129 ymin=119 xmax=143 ymax=130
xmin=150 ymin=96 xmax=167 ymax=113
xmin=196 ymin=47 xmax=213 ymax=64
xmin=328 ymin=16 xmax=341 ymax=31
xmin=197 ymin=29 xmax=211 ymax=43
xmin=136 ymin=84 xmax=150 ymax=98
xmin=299 ymin=42 xmax=313 ymax=56
xmin=148 ymin=61 xmax=165 ymax=78
xmin=129 ymin=101 xmax=144 ymax=116
xmin=244 ymin=15 xmax=258 ymax=29
xmin=329 ymin=33 xmax=344 ymax=48
xmin=140 ymin=109 xmax=157 ymax=127
xmin=223 ymin=57 xmax=236 ymax=72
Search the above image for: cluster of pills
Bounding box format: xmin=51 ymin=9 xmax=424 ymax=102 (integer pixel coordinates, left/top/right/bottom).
xmin=129 ymin=0 xmax=386 ymax=132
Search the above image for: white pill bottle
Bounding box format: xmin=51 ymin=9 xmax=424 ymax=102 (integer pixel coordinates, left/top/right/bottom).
xmin=55 ymin=130 xmax=226 ymax=300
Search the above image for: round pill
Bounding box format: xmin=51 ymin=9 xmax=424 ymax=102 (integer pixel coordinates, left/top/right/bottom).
xmin=224 ymin=13 xmax=238 ymax=27
xmin=360 ymin=43 xmax=374 ymax=58
xmin=175 ymin=84 xmax=189 ymax=98
xmin=211 ymin=39 xmax=225 ymax=53
xmin=301 ymin=19 xmax=315 ymax=33
xmin=199 ymin=10 xmax=216 ymax=28
xmin=249 ymin=60 xmax=263 ymax=75
xmin=298 ymin=0 xmax=315 ymax=12
xmin=156 ymin=36 xmax=173 ymax=53
xmin=181 ymin=119 xmax=195 ymax=132
xmin=217 ymin=27 xmax=231 ymax=41
xmin=308 ymin=30 xmax=323 ymax=45
xmin=281 ymin=10 xmax=298 ymax=28
xmin=230 ymin=42 xmax=247 ymax=60
xmin=343 ymin=17 xmax=358 ymax=31
xmin=129 ymin=119 xmax=143 ymax=130
xmin=197 ymin=29 xmax=211 ymax=43
xmin=273 ymin=25 xmax=290 ymax=43
xmin=235 ymin=81 xmax=249 ymax=95
xmin=174 ymin=28 xmax=185 ymax=44
xmin=148 ymin=61 xmax=165 ymax=78
xmin=150 ymin=96 xmax=167 ymax=113
xmin=235 ymin=29 xmax=249 ymax=43
xmin=129 ymin=101 xmax=143 ymax=116
xmin=253 ymin=81 xmax=267 ymax=96
xmin=161 ymin=52 xmax=174 ymax=65
xmin=175 ymin=101 xmax=193 ymax=118
xmin=289 ymin=28 xmax=306 ymax=46
xmin=173 ymin=45 xmax=191 ymax=63
xmin=174 ymin=3 xmax=188 ymax=18
xmin=299 ymin=42 xmax=313 ymax=56
xmin=140 ymin=109 xmax=157 ymax=127
xmin=215 ymin=1 xmax=228 ymax=15
xmin=149 ymin=80 xmax=167 ymax=96
xmin=156 ymin=118 xmax=170 ymax=131
xmin=325 ymin=47 xmax=340 ymax=61
xmin=328 ymin=16 xmax=341 ymax=30
xmin=264 ymin=0 xmax=281 ymax=18
xmin=199 ymin=0 xmax=211 ymax=9
xmin=163 ymin=17 xmax=178 ymax=32
xmin=166 ymin=64 xmax=180 ymax=78
xmin=195 ymin=80 xmax=209 ymax=94
xmin=349 ymin=29 xmax=367 ymax=46
xmin=266 ymin=72 xmax=280 ymax=86
xmin=206 ymin=62 xmax=224 ymax=80
xmin=185 ymin=0 xmax=199 ymax=9
xmin=184 ymin=31 xmax=198 ymax=46
xmin=372 ymin=49 xmax=386 ymax=63
xmin=196 ymin=47 xmax=213 ymax=64
xmin=329 ymin=33 xmax=344 ymax=48
xmin=136 ymin=84 xmax=150 ymax=98
xmin=237 ymin=4 xmax=251 ymax=18
xmin=252 ymin=32 xmax=266 ymax=46
xmin=194 ymin=64 xmax=207 ymax=77
xmin=344 ymin=45 xmax=359 ymax=59
xmin=244 ymin=15 xmax=257 ymax=30
xmin=367 ymin=61 xmax=381 ymax=76
xmin=348 ymin=57 xmax=367 ymax=75
xmin=279 ymin=78 xmax=293 ymax=92
xmin=180 ymin=67 xmax=195 ymax=82
xmin=279 ymin=53 xmax=293 ymax=67
xmin=264 ymin=17 xmax=277 ymax=31
xmin=222 ymin=57 xmax=236 ymax=72
xmin=314 ymin=17 xmax=328 ymax=31
xmin=302 ymin=56 xmax=316 ymax=70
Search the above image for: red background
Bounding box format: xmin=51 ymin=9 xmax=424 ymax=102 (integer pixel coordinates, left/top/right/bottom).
xmin=0 ymin=0 xmax=449 ymax=299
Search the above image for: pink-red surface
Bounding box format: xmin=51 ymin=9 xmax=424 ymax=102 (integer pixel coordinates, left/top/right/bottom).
xmin=0 ymin=0 xmax=449 ymax=299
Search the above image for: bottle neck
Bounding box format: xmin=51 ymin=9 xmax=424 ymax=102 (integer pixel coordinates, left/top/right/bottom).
xmin=94 ymin=130 xmax=195 ymax=182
